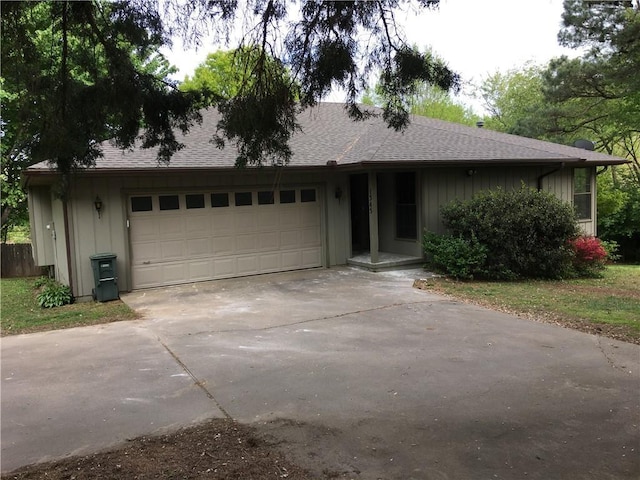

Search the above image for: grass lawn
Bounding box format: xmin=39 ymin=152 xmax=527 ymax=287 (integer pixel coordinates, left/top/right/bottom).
xmin=416 ymin=264 xmax=640 ymax=344
xmin=1 ymin=277 xmax=139 ymax=336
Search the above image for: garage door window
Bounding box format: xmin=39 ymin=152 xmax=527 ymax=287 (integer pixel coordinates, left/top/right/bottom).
xmin=131 ymin=196 xmax=153 ymax=212
xmin=301 ymin=189 xmax=316 ymax=203
xmin=211 ymin=193 xmax=229 ymax=208
xmin=235 ymin=192 xmax=252 ymax=206
xmin=280 ymin=190 xmax=296 ymax=204
xmin=258 ymin=191 xmax=275 ymax=205
xmin=185 ymin=194 xmax=205 ymax=209
xmin=159 ymin=195 xmax=180 ymax=210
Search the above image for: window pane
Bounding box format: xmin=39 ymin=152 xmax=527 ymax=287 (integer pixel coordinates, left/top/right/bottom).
xmin=185 ymin=194 xmax=205 ymax=209
xmin=575 ymin=194 xmax=591 ymax=219
xmin=279 ymin=190 xmax=296 ymax=204
xmin=258 ymin=191 xmax=274 ymax=205
xmin=396 ymin=172 xmax=416 ymax=203
xmin=159 ymin=195 xmax=180 ymax=211
xmin=131 ymin=196 xmax=153 ymax=212
xmin=211 ymin=193 xmax=229 ymax=208
xmin=396 ymin=172 xmax=417 ymax=239
xmin=574 ymin=168 xmax=591 ymax=194
xmin=574 ymin=168 xmax=592 ymax=219
xmin=235 ymin=192 xmax=252 ymax=206
xmin=301 ymin=189 xmax=316 ymax=203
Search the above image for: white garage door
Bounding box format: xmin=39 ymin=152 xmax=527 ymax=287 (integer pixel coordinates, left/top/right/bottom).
xmin=128 ymin=187 xmax=323 ymax=289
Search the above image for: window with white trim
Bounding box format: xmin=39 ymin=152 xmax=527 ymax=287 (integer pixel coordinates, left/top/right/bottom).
xmin=574 ymin=168 xmax=592 ymax=219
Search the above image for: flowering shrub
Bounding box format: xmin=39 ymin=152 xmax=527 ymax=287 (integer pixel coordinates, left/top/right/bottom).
xmin=570 ymin=236 xmax=608 ymax=276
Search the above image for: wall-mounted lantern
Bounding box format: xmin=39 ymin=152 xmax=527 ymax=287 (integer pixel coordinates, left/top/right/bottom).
xmin=94 ymin=196 xmax=103 ymax=218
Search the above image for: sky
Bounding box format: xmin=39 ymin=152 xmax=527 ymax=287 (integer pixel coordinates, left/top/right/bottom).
xmin=163 ymin=0 xmax=580 ymax=112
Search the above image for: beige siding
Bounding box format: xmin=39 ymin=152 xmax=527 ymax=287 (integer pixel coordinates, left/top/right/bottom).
xmin=55 ymin=164 xmax=596 ymax=297
xmin=70 ymin=177 xmax=130 ymax=296
xmin=324 ymin=173 xmax=351 ymax=266
xmin=28 ymin=186 xmax=54 ymax=266
xmin=50 ymin=197 xmax=70 ymax=285
xmin=67 ymin=170 xmax=350 ymax=298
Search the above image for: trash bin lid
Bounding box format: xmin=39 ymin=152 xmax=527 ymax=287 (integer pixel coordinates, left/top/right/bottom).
xmin=90 ymin=253 xmax=117 ymax=260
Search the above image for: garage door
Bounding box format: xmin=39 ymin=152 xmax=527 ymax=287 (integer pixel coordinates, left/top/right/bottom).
xmin=128 ymin=187 xmax=323 ymax=289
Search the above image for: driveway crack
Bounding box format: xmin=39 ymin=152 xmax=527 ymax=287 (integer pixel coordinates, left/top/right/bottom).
xmin=595 ymin=335 xmax=632 ymax=374
xmin=157 ymin=337 xmax=232 ymax=419
xmin=189 ymin=300 xmax=438 ymax=336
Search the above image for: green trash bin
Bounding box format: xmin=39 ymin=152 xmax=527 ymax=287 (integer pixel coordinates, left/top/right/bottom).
xmin=90 ymin=253 xmax=119 ymax=302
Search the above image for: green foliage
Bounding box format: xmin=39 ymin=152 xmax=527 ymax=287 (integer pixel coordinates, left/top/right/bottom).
xmin=1 ymin=277 xmax=137 ymax=335
xmin=2 ymin=1 xmax=460 ymax=176
xmin=540 ymin=1 xmax=640 ymax=160
xmin=361 ymin=48 xmax=472 ymax=126
xmin=437 ymin=187 xmax=580 ymax=280
xmin=474 ymin=0 xmax=640 ymax=263
xmin=600 ymin=239 xmax=621 ymax=263
xmin=422 ymin=232 xmax=487 ymax=280
xmin=1 ymin=2 xmax=199 ymax=175
xmin=35 ymin=278 xmax=73 ymax=308
xmin=478 ymin=63 xmax=548 ymax=137
xmin=180 ymin=48 xmax=301 ymax=167
xmin=597 ymin=164 xmax=640 ymax=262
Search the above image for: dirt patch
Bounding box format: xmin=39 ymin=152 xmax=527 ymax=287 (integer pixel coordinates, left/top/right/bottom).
xmin=413 ymin=279 xmax=640 ymax=346
xmin=3 ymin=419 xmax=316 ymax=480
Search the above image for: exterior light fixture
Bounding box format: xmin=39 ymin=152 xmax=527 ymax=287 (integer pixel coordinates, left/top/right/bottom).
xmin=94 ymin=196 xmax=103 ymax=218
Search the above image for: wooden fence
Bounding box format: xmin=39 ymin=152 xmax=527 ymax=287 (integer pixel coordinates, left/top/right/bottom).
xmin=1 ymin=243 xmax=47 ymax=278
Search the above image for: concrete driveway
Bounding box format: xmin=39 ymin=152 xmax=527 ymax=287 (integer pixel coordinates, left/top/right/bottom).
xmin=2 ymin=267 xmax=639 ymax=478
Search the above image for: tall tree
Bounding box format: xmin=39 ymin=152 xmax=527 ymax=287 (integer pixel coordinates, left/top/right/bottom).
xmin=1 ymin=1 xmax=193 ymax=237
xmin=363 ymin=82 xmax=478 ymax=126
xmin=544 ymin=0 xmax=640 ymax=171
xmin=362 ymin=47 xmax=471 ymax=125
xmin=1 ymin=0 xmax=460 ymax=175
xmin=478 ymin=64 xmax=550 ymax=137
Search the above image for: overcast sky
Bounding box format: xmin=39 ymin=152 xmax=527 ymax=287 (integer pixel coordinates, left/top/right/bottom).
xmin=163 ymin=0 xmax=580 ymax=112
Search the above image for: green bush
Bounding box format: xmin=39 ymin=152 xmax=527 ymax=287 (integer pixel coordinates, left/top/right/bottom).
xmin=423 ymin=232 xmax=487 ymax=280
xmin=35 ymin=278 xmax=73 ymax=308
xmin=433 ymin=186 xmax=580 ymax=280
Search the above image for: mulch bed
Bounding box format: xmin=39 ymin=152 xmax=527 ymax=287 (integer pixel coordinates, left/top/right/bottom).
xmin=3 ymin=419 xmax=313 ymax=480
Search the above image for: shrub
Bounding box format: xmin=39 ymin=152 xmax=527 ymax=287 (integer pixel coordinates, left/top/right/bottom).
xmin=570 ymin=236 xmax=608 ymax=277
xmin=422 ymin=232 xmax=487 ymax=280
xmin=600 ymin=239 xmax=621 ymax=263
xmin=437 ymin=186 xmax=580 ymax=280
xmin=35 ymin=279 xmax=73 ymax=308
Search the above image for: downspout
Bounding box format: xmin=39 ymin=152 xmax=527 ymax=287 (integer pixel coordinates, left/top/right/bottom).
xmin=537 ymin=162 xmax=565 ymax=191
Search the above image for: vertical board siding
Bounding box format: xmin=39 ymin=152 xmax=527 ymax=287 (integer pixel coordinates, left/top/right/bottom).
xmin=68 ymin=171 xmax=339 ymax=297
xmin=28 ymin=186 xmax=55 ymax=266
xmin=420 ymin=166 xmax=575 ymax=235
xmin=50 ymin=197 xmax=70 ymax=285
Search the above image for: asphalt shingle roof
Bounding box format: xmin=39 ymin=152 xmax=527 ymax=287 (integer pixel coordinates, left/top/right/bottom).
xmin=26 ymin=103 xmax=627 ymax=173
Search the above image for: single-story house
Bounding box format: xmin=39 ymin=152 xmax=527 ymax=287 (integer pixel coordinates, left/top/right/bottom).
xmin=24 ymin=103 xmax=627 ymax=298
